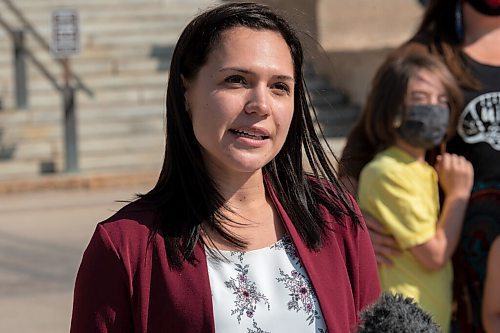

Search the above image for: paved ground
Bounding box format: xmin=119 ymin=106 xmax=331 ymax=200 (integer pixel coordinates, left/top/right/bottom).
xmin=0 ymin=183 xmax=152 ymax=333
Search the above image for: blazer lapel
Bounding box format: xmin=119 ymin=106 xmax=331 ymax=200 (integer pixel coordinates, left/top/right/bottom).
xmin=265 ymin=178 xmax=358 ymax=333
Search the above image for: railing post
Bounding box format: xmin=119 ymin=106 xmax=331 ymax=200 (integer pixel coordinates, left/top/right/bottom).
xmin=13 ymin=29 xmax=28 ymax=109
xmin=63 ymin=82 xmax=78 ymax=172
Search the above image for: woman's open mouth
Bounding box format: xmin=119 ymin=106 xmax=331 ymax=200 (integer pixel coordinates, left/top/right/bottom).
xmin=229 ymin=129 xmax=270 ymax=140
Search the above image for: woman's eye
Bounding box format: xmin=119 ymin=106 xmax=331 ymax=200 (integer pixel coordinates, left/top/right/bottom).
xmin=225 ymin=75 xmax=246 ymax=86
xmin=272 ymin=82 xmax=290 ymax=95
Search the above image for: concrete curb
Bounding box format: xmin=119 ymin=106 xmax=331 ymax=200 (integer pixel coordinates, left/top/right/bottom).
xmin=0 ymin=170 xmax=158 ymax=194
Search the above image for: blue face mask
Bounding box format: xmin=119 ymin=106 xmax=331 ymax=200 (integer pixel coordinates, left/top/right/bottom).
xmin=396 ymin=104 xmax=450 ymax=150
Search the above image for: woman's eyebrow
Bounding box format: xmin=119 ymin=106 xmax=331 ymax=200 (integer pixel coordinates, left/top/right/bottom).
xmin=218 ymin=67 xmax=294 ymax=81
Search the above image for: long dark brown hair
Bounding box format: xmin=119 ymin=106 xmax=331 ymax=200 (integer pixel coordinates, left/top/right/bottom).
xmin=140 ymin=2 xmax=360 ymax=268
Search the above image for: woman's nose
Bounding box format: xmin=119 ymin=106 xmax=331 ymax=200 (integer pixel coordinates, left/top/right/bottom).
xmin=244 ymin=85 xmax=270 ymax=116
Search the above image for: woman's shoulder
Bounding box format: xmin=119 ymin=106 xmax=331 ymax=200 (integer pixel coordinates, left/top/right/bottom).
xmin=96 ymin=198 xmax=159 ymax=247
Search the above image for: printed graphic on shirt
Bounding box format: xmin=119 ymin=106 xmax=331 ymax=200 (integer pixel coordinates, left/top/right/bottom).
xmin=224 ymin=263 xmax=270 ymax=323
xmin=270 ymin=234 xmax=300 ymax=266
xmin=219 ymin=237 xmax=328 ymax=333
xmin=247 ymin=320 xmax=271 ymax=333
xmin=458 ymin=92 xmax=500 ymax=150
xmin=276 ymin=268 xmax=321 ymax=325
xmin=272 ymin=236 xmax=323 ymax=327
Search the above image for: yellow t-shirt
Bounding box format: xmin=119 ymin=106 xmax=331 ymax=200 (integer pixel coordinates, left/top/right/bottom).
xmin=358 ymin=146 xmax=452 ymax=333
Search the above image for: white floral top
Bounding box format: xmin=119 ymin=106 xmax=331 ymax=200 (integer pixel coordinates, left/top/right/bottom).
xmin=206 ymin=235 xmax=328 ymax=333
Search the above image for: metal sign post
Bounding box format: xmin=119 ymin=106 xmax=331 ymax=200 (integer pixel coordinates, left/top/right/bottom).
xmin=13 ymin=29 xmax=28 ymax=109
xmin=51 ymin=9 xmax=80 ymax=173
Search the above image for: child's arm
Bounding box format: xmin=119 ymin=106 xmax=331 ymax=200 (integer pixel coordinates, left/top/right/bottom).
xmin=409 ymin=153 xmax=473 ymax=271
xmin=482 ymin=237 xmax=500 ymax=333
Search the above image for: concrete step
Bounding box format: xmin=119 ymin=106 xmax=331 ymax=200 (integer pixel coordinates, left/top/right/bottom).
xmin=1 ymin=84 xmax=165 ymax=110
xmin=0 ymin=0 xmax=219 ymax=51
xmin=79 ymin=150 xmax=163 ymax=172
xmin=7 ymin=0 xmax=216 ymax=5
xmin=0 ymin=30 xmax=182 ymax=53
xmin=0 ymin=148 xmax=164 ymax=180
xmin=0 ymin=159 xmax=42 ymax=180
xmin=2 ymin=140 xmax=55 ymax=161
xmin=2 ymin=115 xmax=164 ymax=142
xmin=0 ymin=2 xmax=210 ymax=23
xmin=3 ymin=130 xmax=164 ymax=160
xmin=0 ymin=123 xmax=166 ymax=178
xmin=0 ymin=121 xmax=165 ymax=152
xmin=0 ymin=37 xmax=176 ymax=57
xmin=0 ymin=61 xmax=166 ymax=86
xmin=18 ymin=71 xmax=167 ymax=92
xmin=11 ymin=0 xmax=216 ymax=13
xmin=0 ymin=54 xmax=171 ymax=96
xmin=79 ymin=133 xmax=163 ymax=155
xmin=0 ymin=14 xmax=188 ymax=37
xmin=0 ymin=84 xmax=166 ymax=112
xmin=0 ymin=103 xmax=164 ymax=124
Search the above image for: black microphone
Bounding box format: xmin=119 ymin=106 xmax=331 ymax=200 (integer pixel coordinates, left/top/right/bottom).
xmin=357 ymin=293 xmax=441 ymax=333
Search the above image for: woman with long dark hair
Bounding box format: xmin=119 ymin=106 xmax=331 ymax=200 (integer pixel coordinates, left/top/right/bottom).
xmin=70 ymin=3 xmax=380 ymax=332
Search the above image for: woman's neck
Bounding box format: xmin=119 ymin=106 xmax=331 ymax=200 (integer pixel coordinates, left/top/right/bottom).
xmin=462 ymin=2 xmax=500 ymax=65
xmin=216 ymin=172 xmax=268 ymax=212
xmin=204 ymin=169 xmax=286 ymax=251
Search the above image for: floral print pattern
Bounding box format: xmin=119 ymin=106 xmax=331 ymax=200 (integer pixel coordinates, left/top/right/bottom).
xmin=276 ymin=268 xmax=321 ymax=325
xmin=273 ymin=235 xmax=322 ymax=325
xmin=211 ymin=235 xmax=327 ymax=332
xmin=224 ymin=263 xmax=270 ymax=323
xmin=247 ymin=320 xmax=271 ymax=333
xmin=270 ymin=235 xmax=297 ymax=258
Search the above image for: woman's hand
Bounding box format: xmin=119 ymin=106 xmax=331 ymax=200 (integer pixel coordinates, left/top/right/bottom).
xmin=363 ymin=211 xmax=402 ymax=266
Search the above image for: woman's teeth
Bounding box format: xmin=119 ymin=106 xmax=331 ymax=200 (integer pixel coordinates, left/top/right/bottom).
xmin=231 ymin=129 xmax=268 ymax=140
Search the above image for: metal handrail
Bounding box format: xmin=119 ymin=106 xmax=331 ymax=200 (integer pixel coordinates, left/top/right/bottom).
xmin=0 ymin=14 xmax=62 ymax=93
xmin=0 ymin=0 xmax=91 ymax=172
xmin=0 ymin=0 xmax=93 ymax=97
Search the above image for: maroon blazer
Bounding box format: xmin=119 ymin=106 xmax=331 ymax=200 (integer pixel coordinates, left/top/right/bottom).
xmin=70 ymin=185 xmax=380 ymax=333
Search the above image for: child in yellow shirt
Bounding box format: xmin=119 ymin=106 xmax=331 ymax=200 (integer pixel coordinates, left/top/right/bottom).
xmin=357 ymin=52 xmax=474 ymax=332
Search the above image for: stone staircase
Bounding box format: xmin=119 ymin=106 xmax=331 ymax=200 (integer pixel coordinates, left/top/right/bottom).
xmin=0 ymin=0 xmax=357 ymax=181
xmin=304 ymin=64 xmax=360 ymax=138
xmin=0 ymin=0 xmax=222 ymax=180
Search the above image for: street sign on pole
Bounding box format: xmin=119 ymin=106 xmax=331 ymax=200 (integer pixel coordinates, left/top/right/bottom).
xmin=51 ymin=9 xmax=80 ymax=58
xmin=51 ymin=8 xmax=80 ymax=172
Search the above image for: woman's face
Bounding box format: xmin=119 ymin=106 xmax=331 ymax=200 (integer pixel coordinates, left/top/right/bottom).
xmin=184 ymin=27 xmax=295 ymax=178
xmin=405 ymin=69 xmax=448 ymax=107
